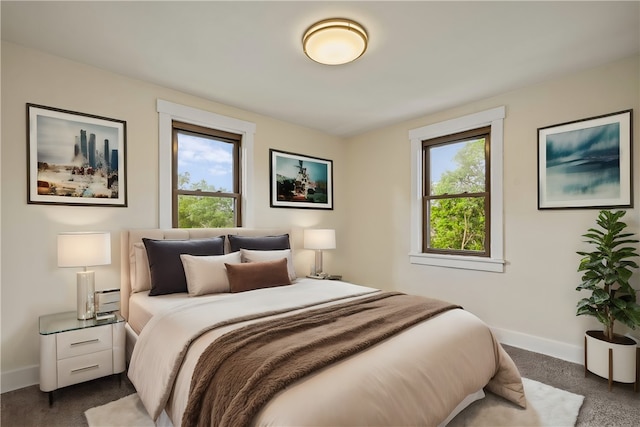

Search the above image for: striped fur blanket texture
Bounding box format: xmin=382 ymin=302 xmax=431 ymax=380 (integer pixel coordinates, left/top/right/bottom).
xmin=182 ymin=292 xmax=460 ymax=427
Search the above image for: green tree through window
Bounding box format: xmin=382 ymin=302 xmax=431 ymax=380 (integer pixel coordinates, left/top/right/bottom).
xmin=177 ymin=172 xmax=235 ymax=228
xmin=423 ymin=127 xmax=490 ymax=256
xmin=172 ymin=121 xmax=241 ymax=228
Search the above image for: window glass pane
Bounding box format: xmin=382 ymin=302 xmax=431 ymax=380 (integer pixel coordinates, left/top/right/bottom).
xmin=177 ymin=195 xmax=236 ymax=228
xmin=430 ymin=138 xmax=485 ymax=196
xmin=177 ymin=131 xmax=234 ymax=192
xmin=427 ymin=197 xmax=486 ymax=251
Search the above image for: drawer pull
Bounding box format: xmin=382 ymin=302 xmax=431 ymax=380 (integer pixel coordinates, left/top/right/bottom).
xmin=70 ymin=339 xmax=99 ymax=347
xmin=71 ymin=364 xmax=99 ymax=374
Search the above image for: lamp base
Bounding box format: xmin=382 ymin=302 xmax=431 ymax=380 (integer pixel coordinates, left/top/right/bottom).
xmin=77 ymin=271 xmax=95 ymax=320
xmin=313 ymin=249 xmax=324 ymax=276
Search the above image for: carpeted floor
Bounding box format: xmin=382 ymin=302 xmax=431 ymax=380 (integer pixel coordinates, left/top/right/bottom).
xmin=505 ymin=345 xmax=639 ymax=426
xmin=1 ymin=345 xmax=638 ymax=426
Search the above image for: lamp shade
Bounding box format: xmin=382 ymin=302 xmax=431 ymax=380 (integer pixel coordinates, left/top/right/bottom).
xmin=57 ymin=232 xmax=111 ymax=268
xmin=302 ymin=18 xmax=368 ymax=65
xmin=304 ymin=229 xmax=336 ymax=250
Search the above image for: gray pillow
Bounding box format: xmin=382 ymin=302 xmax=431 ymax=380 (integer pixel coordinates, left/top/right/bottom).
xmin=228 ymin=234 xmax=290 ymax=252
xmin=143 ymin=237 xmax=225 ymax=296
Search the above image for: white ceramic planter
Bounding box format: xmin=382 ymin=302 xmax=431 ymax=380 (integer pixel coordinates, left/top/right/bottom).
xmin=585 ymin=330 xmax=638 ymax=385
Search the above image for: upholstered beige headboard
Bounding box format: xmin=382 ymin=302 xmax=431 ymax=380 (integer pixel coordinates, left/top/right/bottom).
xmin=120 ymin=228 xmax=290 ymax=319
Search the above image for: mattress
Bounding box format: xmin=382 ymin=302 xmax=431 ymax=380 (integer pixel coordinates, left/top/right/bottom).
xmin=128 ymin=278 xmax=368 ymax=335
xmin=128 ymin=290 xmax=233 ymax=335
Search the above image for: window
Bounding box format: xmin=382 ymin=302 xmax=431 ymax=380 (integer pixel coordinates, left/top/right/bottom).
xmin=172 ymin=121 xmax=241 ymax=228
xmin=409 ymin=107 xmax=505 ymax=272
xmin=423 ymin=127 xmax=490 ymax=256
xmin=157 ymin=100 xmax=256 ymax=229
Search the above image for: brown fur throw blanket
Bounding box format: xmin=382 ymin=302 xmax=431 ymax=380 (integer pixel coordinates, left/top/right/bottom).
xmin=182 ymin=292 xmax=461 ymax=427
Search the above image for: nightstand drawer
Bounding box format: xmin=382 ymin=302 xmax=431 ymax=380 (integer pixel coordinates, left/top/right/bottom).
xmin=56 ymin=324 xmax=112 ymax=359
xmin=57 ymin=349 xmax=113 ymax=388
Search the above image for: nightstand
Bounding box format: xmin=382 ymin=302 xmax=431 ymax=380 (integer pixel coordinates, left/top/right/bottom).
xmin=39 ymin=311 xmax=125 ymax=404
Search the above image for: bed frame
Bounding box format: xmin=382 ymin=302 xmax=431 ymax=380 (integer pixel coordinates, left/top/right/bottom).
xmin=119 ymin=228 xmax=523 ymax=426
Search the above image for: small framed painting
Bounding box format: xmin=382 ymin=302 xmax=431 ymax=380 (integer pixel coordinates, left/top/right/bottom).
xmin=27 ymin=104 xmax=127 ymax=207
xmin=537 ymin=109 xmax=632 ymax=209
xmin=269 ymin=149 xmax=333 ymax=209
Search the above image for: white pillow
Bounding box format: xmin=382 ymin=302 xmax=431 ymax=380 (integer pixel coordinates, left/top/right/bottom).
xmin=180 ymin=252 xmax=241 ymax=296
xmin=240 ymin=249 xmax=296 ymax=282
xmin=130 ymin=243 xmax=151 ymax=293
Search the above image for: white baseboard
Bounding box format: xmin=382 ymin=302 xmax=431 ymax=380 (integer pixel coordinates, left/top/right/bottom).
xmin=1 ymin=365 xmax=39 ymax=394
xmin=491 ymin=326 xmax=584 ymax=365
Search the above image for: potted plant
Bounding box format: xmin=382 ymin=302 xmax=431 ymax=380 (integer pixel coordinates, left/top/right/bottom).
xmin=576 ymin=209 xmax=640 ymax=389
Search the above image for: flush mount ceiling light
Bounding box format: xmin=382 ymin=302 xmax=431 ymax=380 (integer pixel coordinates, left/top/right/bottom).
xmin=302 ymin=18 xmax=368 ymax=65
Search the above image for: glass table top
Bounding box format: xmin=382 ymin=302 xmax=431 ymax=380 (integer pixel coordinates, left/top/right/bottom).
xmin=39 ymin=311 xmax=124 ymax=335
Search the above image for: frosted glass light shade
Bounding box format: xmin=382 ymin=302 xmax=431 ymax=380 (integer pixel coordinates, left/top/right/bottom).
xmin=58 ymin=232 xmax=111 ymax=267
xmin=304 ymin=229 xmax=336 ymax=250
xmin=303 ymin=19 xmax=368 ymax=65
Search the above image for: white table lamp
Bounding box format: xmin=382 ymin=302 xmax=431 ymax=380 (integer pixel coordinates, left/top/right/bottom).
xmin=304 ymin=229 xmax=336 ymax=277
xmin=58 ymin=232 xmax=111 ymax=320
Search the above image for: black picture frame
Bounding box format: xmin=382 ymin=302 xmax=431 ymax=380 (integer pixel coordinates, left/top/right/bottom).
xmin=27 ymin=104 xmax=127 ymax=207
xmin=537 ymin=109 xmax=632 ymax=210
xmin=269 ymin=149 xmax=333 ymax=210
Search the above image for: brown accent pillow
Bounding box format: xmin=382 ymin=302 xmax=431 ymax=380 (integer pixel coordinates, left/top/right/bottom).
xmin=225 ymin=258 xmax=291 ymax=293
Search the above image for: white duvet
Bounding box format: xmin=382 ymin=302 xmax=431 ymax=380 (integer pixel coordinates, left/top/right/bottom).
xmin=128 ymin=279 xmax=525 ymax=426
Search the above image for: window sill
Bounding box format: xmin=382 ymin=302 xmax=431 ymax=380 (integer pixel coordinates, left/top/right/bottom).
xmin=409 ymin=252 xmax=505 ymax=273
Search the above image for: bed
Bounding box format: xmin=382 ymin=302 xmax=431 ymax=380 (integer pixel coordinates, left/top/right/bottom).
xmin=120 ymin=228 xmax=525 ymax=427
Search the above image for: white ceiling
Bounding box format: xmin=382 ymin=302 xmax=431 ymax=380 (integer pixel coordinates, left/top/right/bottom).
xmin=2 ymin=1 xmax=639 ymax=137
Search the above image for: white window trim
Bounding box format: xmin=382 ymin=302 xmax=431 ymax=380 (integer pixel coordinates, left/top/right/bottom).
xmin=157 ymin=99 xmax=256 ymax=228
xmin=409 ymin=106 xmax=505 ymax=273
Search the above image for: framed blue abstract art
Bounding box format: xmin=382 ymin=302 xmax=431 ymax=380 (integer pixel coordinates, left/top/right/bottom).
xmin=537 ymin=109 xmax=632 ymax=209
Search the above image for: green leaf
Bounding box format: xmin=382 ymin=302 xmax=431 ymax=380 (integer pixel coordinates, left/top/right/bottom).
xmin=591 ymin=289 xmax=609 ymax=304
xmin=575 ymin=209 xmax=640 ymax=331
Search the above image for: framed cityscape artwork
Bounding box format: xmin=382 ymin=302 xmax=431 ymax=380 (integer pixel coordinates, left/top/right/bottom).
xmin=27 ymin=104 xmax=127 ymax=207
xmin=269 ymin=149 xmax=333 ymax=209
xmin=537 ymin=109 xmax=632 ymax=209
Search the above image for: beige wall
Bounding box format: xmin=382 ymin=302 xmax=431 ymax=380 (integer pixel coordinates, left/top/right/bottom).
xmin=0 ymin=42 xmax=347 ymax=390
xmin=2 ymin=40 xmax=639 ymax=391
xmin=344 ymin=54 xmax=640 ymax=360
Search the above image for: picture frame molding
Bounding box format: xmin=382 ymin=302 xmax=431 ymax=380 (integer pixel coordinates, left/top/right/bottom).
xmin=537 ymin=109 xmax=633 ymax=210
xmin=27 ymin=103 xmax=127 ymax=207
